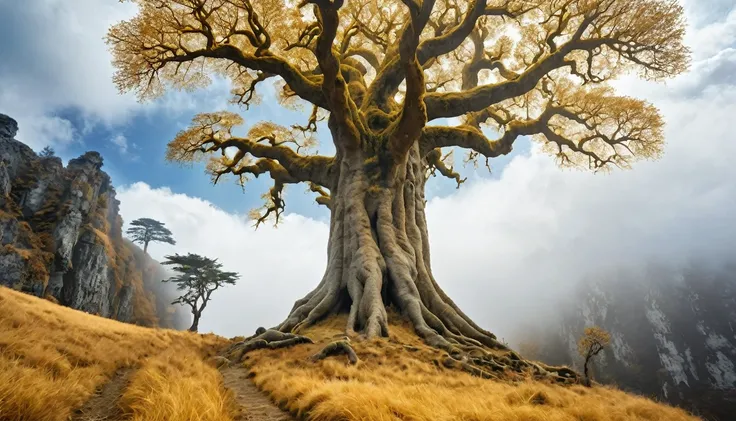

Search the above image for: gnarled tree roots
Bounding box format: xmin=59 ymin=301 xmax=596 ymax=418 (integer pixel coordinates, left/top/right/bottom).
xmin=228 ymin=328 xmax=313 ymax=361
xmin=309 ymin=340 xmax=359 ymax=365
xmin=441 ymin=348 xmax=579 ymax=384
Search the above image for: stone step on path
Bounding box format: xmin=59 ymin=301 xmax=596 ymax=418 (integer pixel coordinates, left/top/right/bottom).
xmin=220 ymin=365 xmax=296 ymax=421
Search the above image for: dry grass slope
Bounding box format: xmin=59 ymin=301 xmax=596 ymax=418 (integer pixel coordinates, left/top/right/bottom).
xmin=121 ymin=348 xmax=237 ymax=421
xmin=0 ymin=286 xmax=233 ymax=421
xmin=0 ymin=286 xmax=701 ymax=421
xmin=241 ymin=314 xmax=700 ymax=421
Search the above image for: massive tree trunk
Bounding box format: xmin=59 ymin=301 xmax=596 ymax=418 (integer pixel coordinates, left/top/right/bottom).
xmin=276 ymin=142 xmax=505 ymax=352
xmin=233 ymin=139 xmax=579 ymax=383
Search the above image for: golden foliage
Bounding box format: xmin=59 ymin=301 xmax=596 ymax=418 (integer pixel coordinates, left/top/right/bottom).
xmin=241 ymin=313 xmax=698 ymax=421
xmin=166 ymin=112 xmax=243 ymax=164
xmin=536 ymin=82 xmax=665 ymax=170
xmin=578 ymin=326 xmax=612 ymax=358
xmin=109 ymin=0 xmax=688 ymax=181
xmin=0 ymin=287 xmax=229 ymax=421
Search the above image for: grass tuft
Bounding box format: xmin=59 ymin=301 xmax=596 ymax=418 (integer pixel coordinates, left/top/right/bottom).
xmin=121 ymin=347 xmax=237 ymax=421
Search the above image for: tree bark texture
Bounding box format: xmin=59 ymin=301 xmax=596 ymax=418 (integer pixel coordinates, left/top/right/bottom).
xmin=190 ymin=311 xmax=201 ymax=332
xmin=277 ymin=142 xmax=506 ymax=352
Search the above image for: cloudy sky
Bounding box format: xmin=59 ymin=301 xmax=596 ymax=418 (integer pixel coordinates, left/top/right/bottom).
xmin=1 ymin=0 xmax=735 ymax=340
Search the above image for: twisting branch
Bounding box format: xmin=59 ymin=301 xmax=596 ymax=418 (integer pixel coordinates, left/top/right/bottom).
xmin=292 ymin=105 xmax=323 ymax=136
xmin=388 ymin=0 xmax=437 ymax=157
xmin=231 ymin=71 xmax=274 ymax=108
xmin=424 ymin=0 xmax=688 ymax=120
xmin=308 ymin=182 xmax=332 ymax=208
xmin=426 ymin=149 xmax=466 ymax=188
xmin=108 ymin=1 xmax=327 ymax=108
xmin=367 ymin=0 xmax=530 ymax=111
xmin=168 ymin=112 xmax=335 ymax=187
xmin=301 ymin=0 xmax=363 ymax=150
xmin=421 ymin=83 xmax=664 ymax=171
xmin=342 ymin=48 xmax=381 ymax=71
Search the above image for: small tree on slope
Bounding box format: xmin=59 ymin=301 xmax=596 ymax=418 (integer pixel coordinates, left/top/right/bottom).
xmin=109 ymin=0 xmax=689 ymax=376
xmin=162 ymin=253 xmax=239 ymax=332
xmin=126 ymin=217 xmax=176 ymax=254
xmin=578 ymin=326 xmax=611 ymax=386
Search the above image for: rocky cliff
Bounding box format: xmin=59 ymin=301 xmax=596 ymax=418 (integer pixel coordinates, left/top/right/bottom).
xmin=518 ymin=263 xmax=736 ymax=421
xmin=0 ymin=113 xmax=188 ymax=329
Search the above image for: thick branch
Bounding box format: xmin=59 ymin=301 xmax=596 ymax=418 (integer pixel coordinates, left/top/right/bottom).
xmin=420 ymin=122 xmax=526 ymax=158
xmin=424 ymin=46 xmax=572 ymax=120
xmin=306 ymin=0 xmax=363 ymax=150
xmin=389 ymin=0 xmax=436 ymax=157
xmin=367 ymin=0 xmax=527 ymax=110
xmin=210 ymin=137 xmax=334 ymax=186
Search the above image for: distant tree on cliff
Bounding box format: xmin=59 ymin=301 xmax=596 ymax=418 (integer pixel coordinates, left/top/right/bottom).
xmin=39 ymin=146 xmax=55 ymax=157
xmin=126 ymin=217 xmax=176 ymax=254
xmin=578 ymin=326 xmax=611 ymax=386
xmin=162 ymin=253 xmax=239 ymax=332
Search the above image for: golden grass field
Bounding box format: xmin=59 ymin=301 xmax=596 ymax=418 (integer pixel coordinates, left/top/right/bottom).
xmin=0 ymin=287 xmax=233 ymax=421
xmin=243 ymin=314 xmax=700 ymax=421
xmin=0 ymin=286 xmax=700 ymax=421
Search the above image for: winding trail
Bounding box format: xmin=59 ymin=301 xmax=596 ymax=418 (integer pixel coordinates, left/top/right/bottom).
xmin=221 ymin=365 xmax=296 ymax=421
xmin=71 ymin=368 xmax=133 ymax=421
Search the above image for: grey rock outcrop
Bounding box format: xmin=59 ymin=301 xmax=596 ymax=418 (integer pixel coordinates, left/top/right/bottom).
xmin=523 ymin=263 xmax=736 ymax=421
xmin=0 ymin=114 xmax=18 ymax=140
xmin=0 ymin=113 xmax=189 ymax=329
xmin=61 ymin=230 xmax=113 ymax=315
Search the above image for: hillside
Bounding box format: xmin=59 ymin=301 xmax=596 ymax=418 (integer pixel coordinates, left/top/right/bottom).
xmin=0 ymin=286 xmax=231 ymax=421
xmin=0 ymin=113 xmax=187 ymax=329
xmin=0 ymin=286 xmax=700 ymax=421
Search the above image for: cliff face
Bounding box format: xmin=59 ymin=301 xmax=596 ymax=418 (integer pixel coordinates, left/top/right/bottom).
xmin=0 ymin=113 xmax=188 ymax=329
xmin=523 ymin=263 xmax=736 ymax=421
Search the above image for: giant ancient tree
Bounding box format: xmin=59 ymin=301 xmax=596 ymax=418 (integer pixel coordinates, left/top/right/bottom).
xmin=109 ymin=0 xmax=688 ymax=359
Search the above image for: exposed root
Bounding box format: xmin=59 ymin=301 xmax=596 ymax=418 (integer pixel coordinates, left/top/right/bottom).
xmin=534 ymin=362 xmax=580 ymax=383
xmin=229 ymin=329 xmax=313 ymax=362
xmin=442 ymin=356 xmax=497 ymax=379
xmin=437 ymin=345 xmax=581 ymax=384
xmin=309 ymin=340 xmax=359 ymax=365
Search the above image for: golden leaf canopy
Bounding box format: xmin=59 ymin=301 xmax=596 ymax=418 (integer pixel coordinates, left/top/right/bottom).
xmin=109 ymin=0 xmax=688 ymax=224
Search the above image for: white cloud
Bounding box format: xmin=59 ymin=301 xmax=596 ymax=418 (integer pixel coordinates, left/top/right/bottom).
xmin=0 ymin=0 xmax=140 ymax=149
xmin=0 ymin=1 xmax=233 ymax=151
xmin=117 ymin=183 xmax=329 ymax=337
xmin=681 ymin=1 xmax=736 ymax=59
xmin=110 ymin=134 xmax=131 ymax=155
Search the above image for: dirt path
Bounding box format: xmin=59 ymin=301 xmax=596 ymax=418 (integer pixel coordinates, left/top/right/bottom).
xmin=221 ymin=365 xmax=296 ymax=421
xmin=71 ymin=368 xmax=133 ymax=421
